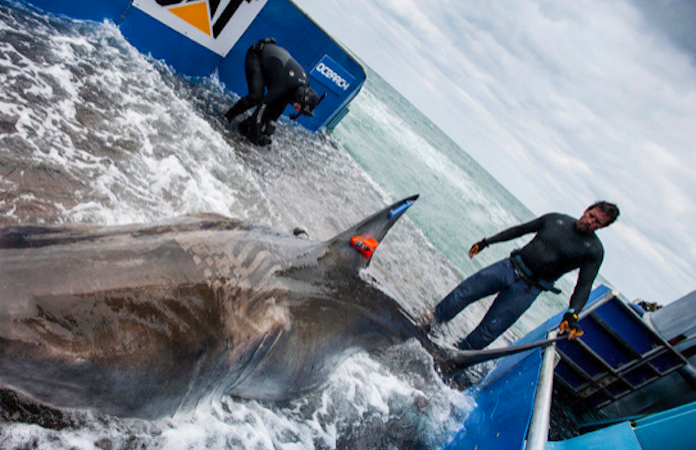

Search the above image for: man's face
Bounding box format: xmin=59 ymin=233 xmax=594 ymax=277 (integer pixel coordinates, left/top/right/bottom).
xmin=292 ymin=103 xmax=302 ymax=112
xmin=576 ymin=207 xmax=612 ymax=233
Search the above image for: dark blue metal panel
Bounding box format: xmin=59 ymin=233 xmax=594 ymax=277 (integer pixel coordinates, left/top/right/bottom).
xmin=216 ymin=0 xmax=366 ymax=131
xmin=622 ymin=365 xmax=657 ymax=387
xmin=575 ymin=318 xmax=634 ymax=369
xmin=649 ymin=352 xmax=683 ymax=373
xmin=444 ymin=350 xmax=543 ymax=450
xmin=555 ymin=359 xmax=587 ymax=388
xmin=594 ymin=300 xmax=657 ymax=354
xmin=555 ymin=341 xmax=607 ymax=378
xmin=20 ymin=0 xmax=129 ymax=22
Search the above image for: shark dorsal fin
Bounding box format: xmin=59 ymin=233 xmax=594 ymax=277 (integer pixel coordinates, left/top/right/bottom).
xmin=323 ymin=195 xmax=419 ymax=271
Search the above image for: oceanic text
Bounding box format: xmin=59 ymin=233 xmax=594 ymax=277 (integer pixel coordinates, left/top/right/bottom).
xmin=315 ymin=63 xmax=350 ymax=91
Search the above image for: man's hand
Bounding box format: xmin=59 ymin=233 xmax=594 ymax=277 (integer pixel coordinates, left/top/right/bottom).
xmin=559 ymin=311 xmax=584 ymax=339
xmin=468 ymin=239 xmax=488 ymax=258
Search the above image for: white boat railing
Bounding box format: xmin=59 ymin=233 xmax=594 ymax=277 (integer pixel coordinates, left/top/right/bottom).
xmin=525 ymin=289 xmax=618 ymax=450
xmin=526 ymin=330 xmax=559 ymax=450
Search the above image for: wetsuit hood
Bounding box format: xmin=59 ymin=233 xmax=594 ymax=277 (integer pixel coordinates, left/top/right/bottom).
xmin=293 ymin=86 xmax=319 ymax=116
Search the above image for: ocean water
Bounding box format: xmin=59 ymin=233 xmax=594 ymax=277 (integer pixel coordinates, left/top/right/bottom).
xmin=1 ymin=2 xmax=579 ymax=449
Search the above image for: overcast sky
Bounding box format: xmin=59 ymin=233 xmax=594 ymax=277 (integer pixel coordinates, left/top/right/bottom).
xmin=294 ymin=0 xmax=695 ymax=305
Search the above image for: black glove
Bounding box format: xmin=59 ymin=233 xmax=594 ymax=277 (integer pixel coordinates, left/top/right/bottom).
xmin=560 ymin=311 xmax=584 ymax=338
xmin=468 ymin=239 xmax=488 ymax=258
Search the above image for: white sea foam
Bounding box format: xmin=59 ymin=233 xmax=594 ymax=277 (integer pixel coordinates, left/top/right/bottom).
xmin=0 ymin=353 xmax=471 ymax=450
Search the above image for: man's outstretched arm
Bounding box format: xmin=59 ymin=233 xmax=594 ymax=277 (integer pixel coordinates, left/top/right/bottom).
xmin=469 ymin=214 xmax=548 ymax=258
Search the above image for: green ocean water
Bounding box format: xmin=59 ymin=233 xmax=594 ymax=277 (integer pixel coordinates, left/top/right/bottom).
xmin=333 ymin=67 xmax=575 ymax=338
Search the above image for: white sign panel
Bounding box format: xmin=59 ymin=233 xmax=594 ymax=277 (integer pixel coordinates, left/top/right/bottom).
xmin=134 ymin=0 xmax=268 ymax=57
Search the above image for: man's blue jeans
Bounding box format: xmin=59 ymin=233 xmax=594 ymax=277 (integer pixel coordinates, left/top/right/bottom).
xmin=434 ymin=258 xmax=541 ymax=350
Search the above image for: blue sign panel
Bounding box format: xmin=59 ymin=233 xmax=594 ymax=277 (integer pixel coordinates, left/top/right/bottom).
xmin=310 ymin=55 xmax=355 ymax=94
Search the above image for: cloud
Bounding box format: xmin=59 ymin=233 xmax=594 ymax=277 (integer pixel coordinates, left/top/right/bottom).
xmin=296 ymin=0 xmax=696 ymax=303
xmin=630 ymin=0 xmax=696 ymax=62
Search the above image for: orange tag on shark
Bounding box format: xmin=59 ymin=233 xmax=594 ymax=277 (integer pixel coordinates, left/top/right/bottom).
xmin=350 ymin=235 xmax=379 ymax=259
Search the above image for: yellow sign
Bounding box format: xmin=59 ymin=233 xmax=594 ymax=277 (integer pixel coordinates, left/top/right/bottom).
xmin=169 ymin=2 xmax=211 ymax=36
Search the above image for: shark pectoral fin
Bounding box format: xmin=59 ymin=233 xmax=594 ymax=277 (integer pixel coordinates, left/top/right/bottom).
xmin=441 ymin=335 xmax=568 ymax=375
xmin=324 ymin=195 xmax=419 ymax=270
xmin=225 ymin=327 xmax=285 ymax=392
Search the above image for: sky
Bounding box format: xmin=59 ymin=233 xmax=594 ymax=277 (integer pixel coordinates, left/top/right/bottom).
xmin=294 ymin=0 xmax=696 ymax=305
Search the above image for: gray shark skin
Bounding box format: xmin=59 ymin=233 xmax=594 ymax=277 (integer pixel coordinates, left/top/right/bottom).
xmin=0 ymin=196 xmax=428 ymax=418
xmin=0 ymin=196 xmax=556 ymax=419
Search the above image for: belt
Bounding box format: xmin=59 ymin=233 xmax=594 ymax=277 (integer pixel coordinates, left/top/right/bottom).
xmin=510 ymin=251 xmax=561 ymax=294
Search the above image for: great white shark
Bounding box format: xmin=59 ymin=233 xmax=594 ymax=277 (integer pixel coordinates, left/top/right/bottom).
xmin=0 ymin=196 xmax=559 ymax=419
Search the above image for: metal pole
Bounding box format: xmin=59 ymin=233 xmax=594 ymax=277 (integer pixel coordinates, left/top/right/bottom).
xmin=526 ymin=331 xmax=559 ymax=450
xmin=526 ymin=289 xmax=616 ymax=449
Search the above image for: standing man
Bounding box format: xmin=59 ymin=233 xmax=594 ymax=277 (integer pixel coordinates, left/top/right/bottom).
xmin=225 ymin=37 xmax=321 ymax=146
xmin=422 ymin=201 xmax=620 ymax=350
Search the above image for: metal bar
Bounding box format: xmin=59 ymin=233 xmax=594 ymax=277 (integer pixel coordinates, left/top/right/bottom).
xmin=604 ymin=297 xmax=689 ymax=366
xmin=526 ymin=331 xmax=559 ymax=450
xmin=612 ymin=351 xmax=665 ymax=378
xmin=588 ymin=312 xmax=682 ymax=377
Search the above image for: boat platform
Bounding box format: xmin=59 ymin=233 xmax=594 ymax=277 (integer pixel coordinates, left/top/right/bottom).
xmin=443 ymin=285 xmax=696 ymax=450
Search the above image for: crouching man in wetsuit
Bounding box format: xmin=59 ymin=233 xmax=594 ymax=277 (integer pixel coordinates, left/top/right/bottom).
xmin=224 ymin=38 xmax=321 ymax=146
xmin=422 ymin=201 xmax=620 ymax=350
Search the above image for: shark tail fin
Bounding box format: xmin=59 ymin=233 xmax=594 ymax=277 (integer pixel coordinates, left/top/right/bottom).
xmin=324 ymin=195 xmax=419 ymax=271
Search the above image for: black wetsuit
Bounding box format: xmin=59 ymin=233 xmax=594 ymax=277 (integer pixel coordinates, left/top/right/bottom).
xmin=434 ymin=213 xmax=604 ymax=350
xmin=486 ymin=213 xmax=604 ymax=310
xmin=225 ymin=42 xmax=309 ymax=144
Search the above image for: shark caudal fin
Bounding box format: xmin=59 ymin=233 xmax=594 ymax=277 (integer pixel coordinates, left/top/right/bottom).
xmin=324 ymin=195 xmax=419 ymax=271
